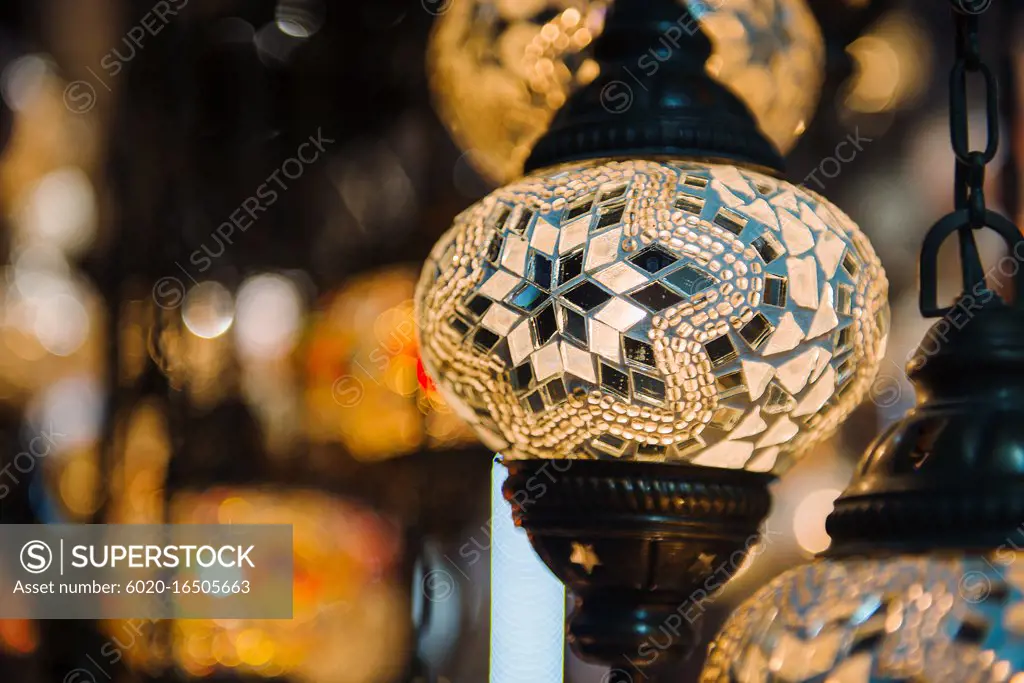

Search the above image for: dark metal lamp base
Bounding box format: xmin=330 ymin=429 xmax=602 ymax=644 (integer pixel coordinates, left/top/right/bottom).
xmin=502 ymin=458 xmax=773 ymax=676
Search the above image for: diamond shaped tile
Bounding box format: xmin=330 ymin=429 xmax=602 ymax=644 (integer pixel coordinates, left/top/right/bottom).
xmin=511 ymin=362 xmax=533 ymax=392
xmin=585 ymin=227 xmax=623 ymax=272
xmin=531 ymin=342 xmax=563 ymax=382
xmin=507 ymin=321 xmax=534 ymax=365
xmin=560 ymin=341 xmax=596 ymax=383
xmin=666 ymin=265 xmax=717 ymax=296
xmin=632 ymin=370 xmax=665 ymax=402
xmin=599 ymin=362 xmax=630 ymax=398
xmin=564 ymin=280 xmax=613 ymax=311
xmin=543 ymin=377 xmax=568 ymax=404
xmin=560 ymin=306 xmax=587 ymax=345
xmin=465 ymin=295 xmax=492 ymax=318
xmin=564 ymin=197 xmax=594 ymax=222
xmin=509 ymin=282 xmax=548 ymax=312
xmin=501 ymin=234 xmax=528 ymax=276
xmin=530 ymin=251 xmax=553 ymax=290
xmin=593 ymin=298 xmax=646 ymax=332
xmin=624 ymin=337 xmax=656 ymax=369
xmin=480 ymin=303 xmax=519 ymax=335
xmin=530 ymin=217 xmax=559 ymax=255
xmin=533 ymin=304 xmax=558 ymax=344
xmin=558 ymin=249 xmax=584 ymax=285
xmin=629 ymin=244 xmax=678 ymax=274
xmin=593 ymin=262 xmax=649 ymax=293
xmin=472 ymin=327 xmax=500 ymax=352
xmin=589 ymin=319 xmax=621 ymax=363
xmin=479 ymin=270 xmax=520 ymax=300
xmin=595 ymin=203 xmax=626 ymax=230
xmin=629 ymin=283 xmax=683 ymax=311
xmin=558 ymin=220 xmax=588 ymax=254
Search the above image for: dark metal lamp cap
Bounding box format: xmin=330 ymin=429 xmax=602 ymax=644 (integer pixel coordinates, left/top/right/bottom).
xmin=826 ymin=299 xmax=1024 ymax=554
xmin=524 ymin=0 xmax=785 ymax=175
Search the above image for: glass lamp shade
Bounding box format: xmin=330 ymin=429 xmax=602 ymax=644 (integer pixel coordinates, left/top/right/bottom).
xmin=428 ymin=0 xmax=824 ymax=184
xmin=415 ymin=159 xmax=888 ymax=472
xmin=702 ymin=554 xmax=1024 ymax=681
xmin=110 ymin=487 xmax=409 ymax=683
xmin=304 ymin=265 xmax=479 ymax=461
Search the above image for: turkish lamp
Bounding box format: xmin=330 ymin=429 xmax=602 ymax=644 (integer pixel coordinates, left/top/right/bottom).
xmin=416 ymin=0 xmax=887 ymax=675
xmin=703 ymin=266 xmax=1024 ymax=683
xmin=427 ymin=0 xmax=825 ymax=184
xmin=703 ymin=7 xmax=1024 ymax=678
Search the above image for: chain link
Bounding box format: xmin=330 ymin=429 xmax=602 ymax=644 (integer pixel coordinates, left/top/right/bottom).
xmin=919 ymin=2 xmax=1024 ymax=317
xmin=949 ymin=9 xmax=999 ymax=227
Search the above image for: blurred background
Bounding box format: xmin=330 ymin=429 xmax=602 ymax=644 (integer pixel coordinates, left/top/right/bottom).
xmin=0 ymin=0 xmax=1019 ymax=681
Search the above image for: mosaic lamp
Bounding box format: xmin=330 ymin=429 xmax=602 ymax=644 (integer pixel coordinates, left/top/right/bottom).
xmin=702 ymin=6 xmax=1024 ymax=681
xmin=416 ymin=0 xmax=887 ymax=675
xmin=428 ymin=0 xmax=825 ymax=184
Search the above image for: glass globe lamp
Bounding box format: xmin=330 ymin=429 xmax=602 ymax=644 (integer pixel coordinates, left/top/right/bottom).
xmin=702 ymin=221 xmax=1024 ymax=682
xmin=703 ymin=553 xmax=1024 ymax=682
xmin=428 ymin=0 xmax=825 ymax=183
xmin=110 ymin=487 xmax=410 ymax=683
xmin=416 ymin=158 xmax=887 ymax=473
xmin=418 ymin=0 xmax=885 ymax=674
xmin=415 ymin=156 xmax=888 ymax=673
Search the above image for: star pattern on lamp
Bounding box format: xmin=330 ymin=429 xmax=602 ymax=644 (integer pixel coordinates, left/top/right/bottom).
xmin=570 ymin=542 xmax=602 ymax=574
xmin=415 ymin=160 xmax=888 ymax=473
xmin=416 ymin=160 xmax=887 ymax=474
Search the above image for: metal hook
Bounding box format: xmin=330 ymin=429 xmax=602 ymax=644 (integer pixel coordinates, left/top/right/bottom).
xmin=919 ymin=209 xmax=1024 ymax=317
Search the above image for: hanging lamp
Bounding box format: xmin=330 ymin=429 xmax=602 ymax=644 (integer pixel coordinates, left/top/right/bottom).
xmin=427 ymin=0 xmax=825 ymax=184
xmin=702 ymin=4 xmax=1024 ymax=680
xmin=415 ymin=0 xmax=889 ymax=675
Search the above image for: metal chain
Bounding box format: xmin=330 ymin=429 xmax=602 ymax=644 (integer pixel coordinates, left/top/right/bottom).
xmin=919 ymin=2 xmax=1024 ymax=317
xmin=950 ymin=9 xmax=999 ymax=225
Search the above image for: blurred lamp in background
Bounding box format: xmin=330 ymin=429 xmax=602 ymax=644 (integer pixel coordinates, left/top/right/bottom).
xmin=416 ymin=0 xmax=887 ymax=676
xmin=117 ymin=488 xmax=409 ymax=683
xmin=304 ymin=266 xmax=478 ymax=461
xmin=428 ymin=0 xmax=824 ymax=184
